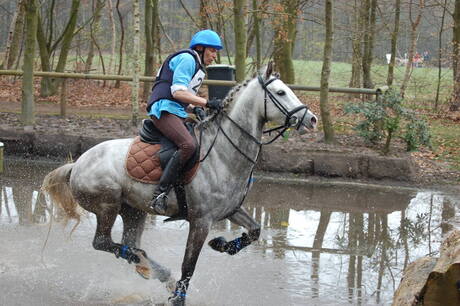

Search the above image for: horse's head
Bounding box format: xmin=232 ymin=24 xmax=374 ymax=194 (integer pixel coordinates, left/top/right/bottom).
xmin=257 ymin=62 xmax=317 ymax=134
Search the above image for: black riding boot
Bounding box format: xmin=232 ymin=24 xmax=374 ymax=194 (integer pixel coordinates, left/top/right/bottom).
xmin=149 ymin=151 xmax=182 ymax=214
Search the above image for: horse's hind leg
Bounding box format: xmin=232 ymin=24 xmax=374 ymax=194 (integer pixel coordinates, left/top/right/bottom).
xmin=208 ymin=207 xmax=261 ymax=255
xmin=91 ymin=202 xmax=140 ymax=264
xmin=119 ymin=202 xmax=172 ymax=284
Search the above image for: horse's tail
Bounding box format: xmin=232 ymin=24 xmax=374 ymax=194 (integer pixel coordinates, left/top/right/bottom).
xmin=41 ymin=163 xmax=81 ymax=225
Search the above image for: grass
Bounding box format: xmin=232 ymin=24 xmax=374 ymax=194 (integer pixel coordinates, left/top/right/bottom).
xmin=429 ymin=119 xmax=460 ymax=171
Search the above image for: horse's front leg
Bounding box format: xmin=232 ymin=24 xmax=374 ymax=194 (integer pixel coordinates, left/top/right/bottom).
xmin=169 ymin=217 xmax=211 ymax=306
xmin=209 ymin=207 xmax=261 ymax=255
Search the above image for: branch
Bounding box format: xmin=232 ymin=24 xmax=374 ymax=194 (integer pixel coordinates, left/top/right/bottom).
xmin=178 ymin=0 xmax=200 ymax=29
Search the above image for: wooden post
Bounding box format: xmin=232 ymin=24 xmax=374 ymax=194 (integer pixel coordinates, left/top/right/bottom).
xmin=60 ymin=78 xmax=67 ymax=117
xmin=0 ymin=142 xmax=4 ymax=174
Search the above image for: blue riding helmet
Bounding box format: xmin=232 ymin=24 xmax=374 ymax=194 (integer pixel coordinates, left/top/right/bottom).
xmin=189 ymin=29 xmax=223 ymax=50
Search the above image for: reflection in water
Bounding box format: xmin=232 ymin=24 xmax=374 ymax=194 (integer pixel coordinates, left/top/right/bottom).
xmin=1 ymin=160 xmax=459 ymax=305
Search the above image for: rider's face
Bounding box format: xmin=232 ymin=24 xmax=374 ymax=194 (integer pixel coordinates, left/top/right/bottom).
xmin=203 ymin=47 xmax=218 ymax=65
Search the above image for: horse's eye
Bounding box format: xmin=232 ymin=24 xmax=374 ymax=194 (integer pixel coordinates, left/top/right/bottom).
xmin=276 ymin=90 xmax=286 ymax=96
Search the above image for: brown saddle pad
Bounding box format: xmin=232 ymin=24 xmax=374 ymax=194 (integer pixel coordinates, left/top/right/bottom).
xmin=125 ymin=136 xmax=199 ymax=184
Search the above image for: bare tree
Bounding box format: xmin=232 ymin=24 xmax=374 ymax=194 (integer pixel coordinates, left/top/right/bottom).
xmin=1 ymin=0 xmax=25 ymax=70
xmin=36 ymin=0 xmax=81 ymax=97
xmin=273 ymin=0 xmax=300 ymax=84
xmin=320 ymin=0 xmax=336 ymax=143
xmin=451 ymin=0 xmax=460 ymax=111
xmin=84 ymin=0 xmax=105 ymax=73
xmin=400 ymin=0 xmax=425 ymax=98
xmin=143 ymin=0 xmax=159 ymax=101
xmin=234 ymin=0 xmax=247 ymax=82
xmin=349 ymin=0 xmax=362 ymax=89
xmin=22 ymin=0 xmax=38 ymax=125
xmin=114 ymin=0 xmax=125 ymax=88
xmin=386 ymin=0 xmax=401 ymax=86
xmin=362 ymin=0 xmax=377 ymax=89
xmin=131 ymin=0 xmax=140 ymax=125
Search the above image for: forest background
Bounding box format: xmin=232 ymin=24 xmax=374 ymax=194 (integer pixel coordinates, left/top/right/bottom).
xmin=0 ymin=0 xmax=459 ymax=174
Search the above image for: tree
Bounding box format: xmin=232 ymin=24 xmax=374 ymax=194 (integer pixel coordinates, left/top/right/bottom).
xmin=451 ymin=0 xmax=460 ymax=111
xmin=386 ymin=0 xmax=401 ymax=86
xmin=22 ymin=0 xmax=38 ymax=125
xmin=400 ymin=0 xmax=425 ymax=98
xmin=234 ymin=0 xmax=247 ymax=82
xmin=362 ymin=0 xmax=377 ymax=89
xmin=348 ymin=0 xmax=362 ymax=89
xmin=114 ymin=0 xmax=125 ymax=88
xmin=1 ymin=0 xmax=26 ymax=70
xmin=143 ymin=0 xmax=159 ymax=101
xmin=320 ymin=0 xmax=336 ymax=143
xmin=84 ymin=0 xmax=105 ymax=74
xmin=273 ymin=0 xmax=300 ymax=84
xmin=131 ymin=0 xmax=140 ymax=125
xmin=36 ymin=0 xmax=81 ymax=97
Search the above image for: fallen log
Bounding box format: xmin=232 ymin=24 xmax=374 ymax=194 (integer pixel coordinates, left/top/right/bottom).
xmin=393 ymin=230 xmax=460 ymax=306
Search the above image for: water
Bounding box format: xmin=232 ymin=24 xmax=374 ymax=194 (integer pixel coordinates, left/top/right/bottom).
xmin=1 ymin=159 xmax=459 ymax=306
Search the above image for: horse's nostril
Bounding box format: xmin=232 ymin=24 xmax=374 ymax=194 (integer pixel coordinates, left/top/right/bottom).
xmin=311 ymin=116 xmax=317 ymax=124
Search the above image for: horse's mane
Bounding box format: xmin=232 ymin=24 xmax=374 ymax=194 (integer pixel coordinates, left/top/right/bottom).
xmin=222 ymin=78 xmax=252 ymax=111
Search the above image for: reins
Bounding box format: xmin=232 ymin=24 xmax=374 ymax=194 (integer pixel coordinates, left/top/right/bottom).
xmin=199 ymin=75 xmax=310 ymax=164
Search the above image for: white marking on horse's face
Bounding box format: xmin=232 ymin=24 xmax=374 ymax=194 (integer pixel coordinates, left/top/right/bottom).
xmin=264 ymin=78 xmax=318 ymax=132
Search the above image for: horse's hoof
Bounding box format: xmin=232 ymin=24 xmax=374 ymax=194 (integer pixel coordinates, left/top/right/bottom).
xmin=136 ymin=264 xmax=152 ymax=279
xmin=208 ymin=236 xmax=227 ymax=252
xmin=168 ymin=294 xmax=185 ymax=306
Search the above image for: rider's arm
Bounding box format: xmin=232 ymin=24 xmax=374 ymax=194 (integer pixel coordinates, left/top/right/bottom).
xmin=170 ymin=54 xmax=207 ymax=108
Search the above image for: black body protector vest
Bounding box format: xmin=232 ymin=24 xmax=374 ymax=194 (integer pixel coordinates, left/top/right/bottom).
xmin=146 ymin=49 xmax=205 ymax=113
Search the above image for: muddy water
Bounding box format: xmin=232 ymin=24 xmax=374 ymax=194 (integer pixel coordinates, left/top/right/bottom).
xmin=1 ymin=159 xmax=459 ymax=306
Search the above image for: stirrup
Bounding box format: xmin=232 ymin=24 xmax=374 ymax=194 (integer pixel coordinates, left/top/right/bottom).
xmin=150 ymin=192 xmax=168 ymax=214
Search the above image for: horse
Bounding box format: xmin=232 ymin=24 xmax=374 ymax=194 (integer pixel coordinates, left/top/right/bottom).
xmin=42 ymin=63 xmax=318 ymax=305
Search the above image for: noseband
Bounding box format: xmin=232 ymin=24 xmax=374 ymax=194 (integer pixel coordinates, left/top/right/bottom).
xmin=200 ymin=75 xmax=310 ymax=164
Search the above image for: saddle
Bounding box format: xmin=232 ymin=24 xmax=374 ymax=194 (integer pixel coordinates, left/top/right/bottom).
xmin=125 ymin=119 xmax=200 ymax=185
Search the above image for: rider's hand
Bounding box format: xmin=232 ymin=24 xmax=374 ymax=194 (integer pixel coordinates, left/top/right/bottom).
xmin=206 ymin=98 xmax=223 ymax=110
xmin=193 ymin=107 xmax=206 ymax=120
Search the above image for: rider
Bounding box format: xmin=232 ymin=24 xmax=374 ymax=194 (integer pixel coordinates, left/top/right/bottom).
xmin=146 ymin=29 xmax=224 ymax=214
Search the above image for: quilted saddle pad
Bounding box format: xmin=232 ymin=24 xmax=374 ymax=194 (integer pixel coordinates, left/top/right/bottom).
xmin=125 ymin=136 xmax=199 ymax=184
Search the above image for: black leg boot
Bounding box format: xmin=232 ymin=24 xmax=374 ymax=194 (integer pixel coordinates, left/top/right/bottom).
xmin=149 ymin=151 xmax=183 ymax=214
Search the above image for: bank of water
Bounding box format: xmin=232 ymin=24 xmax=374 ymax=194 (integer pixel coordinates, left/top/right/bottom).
xmin=1 ymin=158 xmax=459 ymax=305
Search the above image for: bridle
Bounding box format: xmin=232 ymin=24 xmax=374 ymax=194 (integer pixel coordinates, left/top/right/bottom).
xmin=257 ymin=75 xmax=309 ymax=144
xmin=199 ymin=75 xmax=310 ymax=164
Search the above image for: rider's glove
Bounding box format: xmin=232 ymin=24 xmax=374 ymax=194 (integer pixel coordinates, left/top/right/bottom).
xmin=193 ymin=107 xmax=206 ymax=120
xmin=206 ymin=98 xmax=223 ymax=110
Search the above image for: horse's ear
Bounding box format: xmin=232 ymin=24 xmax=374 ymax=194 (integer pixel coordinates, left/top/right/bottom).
xmin=264 ymin=61 xmax=274 ymax=80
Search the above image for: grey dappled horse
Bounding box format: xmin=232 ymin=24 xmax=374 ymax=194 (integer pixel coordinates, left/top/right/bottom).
xmin=42 ymin=63 xmax=317 ymax=305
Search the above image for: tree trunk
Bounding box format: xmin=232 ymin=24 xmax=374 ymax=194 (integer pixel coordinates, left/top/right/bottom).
xmin=273 ymin=0 xmax=299 ymax=84
xmin=349 ymin=0 xmax=362 ymax=89
xmin=131 ymin=0 xmax=140 ymax=126
xmin=252 ymin=0 xmax=261 ymax=71
xmin=107 ymin=0 xmax=117 ymax=75
xmin=36 ymin=12 xmax=53 ymax=97
xmin=362 ymin=0 xmax=377 ymax=89
xmin=435 ymin=0 xmax=448 ymax=110
xmin=400 ymin=0 xmax=424 ymax=98
xmin=143 ymin=0 xmax=159 ymax=101
xmin=450 ymin=0 xmax=460 ymax=111
xmin=2 ymin=0 xmax=26 ymax=70
xmin=199 ymin=0 xmax=208 ymax=29
xmin=114 ymin=0 xmax=125 ymax=88
xmin=386 ymin=0 xmax=400 ymax=86
xmin=320 ymin=0 xmax=336 ymax=143
xmin=234 ymin=0 xmax=247 ymax=82
xmin=85 ymin=0 xmax=105 ymax=74
xmin=22 ymin=0 xmax=38 ymax=126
